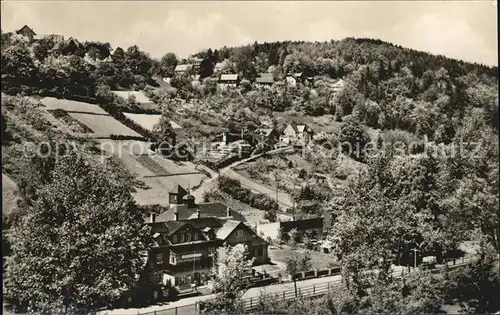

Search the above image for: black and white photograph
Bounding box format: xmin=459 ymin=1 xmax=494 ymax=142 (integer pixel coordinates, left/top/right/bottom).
xmin=1 ymin=1 xmax=498 ymax=314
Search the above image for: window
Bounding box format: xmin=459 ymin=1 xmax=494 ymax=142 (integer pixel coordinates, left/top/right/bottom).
xmin=156 ymin=253 xmax=163 ymax=264
xmin=208 ymin=247 xmax=214 ymax=256
xmin=172 ymin=235 xmax=177 ymax=243
xmin=180 ymin=233 xmax=185 ymax=242
xmin=236 ymin=230 xmax=243 ymax=238
xmin=186 ymin=233 xmax=191 ymax=242
xmin=170 ymin=252 xmax=176 ymax=265
xmin=193 ymin=233 xmax=198 ymax=241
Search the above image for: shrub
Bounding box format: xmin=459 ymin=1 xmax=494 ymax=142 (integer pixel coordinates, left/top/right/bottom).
xmin=217 ymin=176 xmax=278 ymax=212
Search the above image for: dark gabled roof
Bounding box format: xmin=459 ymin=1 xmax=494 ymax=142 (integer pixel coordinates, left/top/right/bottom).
xmin=155 ymin=202 xmax=246 ymax=222
xmin=169 ymin=185 xmax=187 ymax=195
xmin=16 ymin=25 xmax=36 ymax=35
xmin=165 ymin=221 xmax=189 ymax=236
xmin=188 ymin=217 xmax=225 ymax=229
xmin=255 ymin=128 xmax=277 ymax=137
xmin=255 ymin=73 xmax=274 ymax=84
xmin=216 ymin=220 xmax=242 ymax=240
xmin=66 ymin=37 xmax=84 ymax=49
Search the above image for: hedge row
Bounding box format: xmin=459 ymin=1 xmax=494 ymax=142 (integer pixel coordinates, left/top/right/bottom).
xmin=218 ymin=176 xmax=278 ymax=211
xmin=96 ymin=95 xmax=154 ymax=140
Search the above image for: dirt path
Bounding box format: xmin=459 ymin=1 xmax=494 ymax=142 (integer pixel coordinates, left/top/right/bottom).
xmin=191 ymin=147 xmax=295 ymax=209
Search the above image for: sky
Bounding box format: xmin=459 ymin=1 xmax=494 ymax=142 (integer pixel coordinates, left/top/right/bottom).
xmin=1 ymin=1 xmax=498 ymax=66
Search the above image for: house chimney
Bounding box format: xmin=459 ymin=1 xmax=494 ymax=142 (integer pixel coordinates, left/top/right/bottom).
xmin=196 ymin=209 xmax=201 ymax=219
xmin=173 ymin=208 xmax=179 ymax=221
xmin=150 ymin=212 xmax=156 ymax=223
xmin=226 ymin=207 xmax=231 ymax=218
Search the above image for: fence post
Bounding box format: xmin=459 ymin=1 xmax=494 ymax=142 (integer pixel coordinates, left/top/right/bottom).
xmin=462 ymin=257 xmax=464 ymax=264
xmin=175 ymin=306 xmax=178 ymax=315
xmin=313 ymin=284 xmax=315 ymax=295
xmin=283 ymin=291 xmax=285 ymax=299
xmin=250 ymin=297 xmax=252 ymax=308
xmin=298 ymin=288 xmax=301 ymax=297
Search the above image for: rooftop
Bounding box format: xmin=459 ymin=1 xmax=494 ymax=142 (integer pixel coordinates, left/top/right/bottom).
xmin=175 ymin=64 xmax=192 ymax=72
xmin=216 ymin=220 xmax=242 ymax=240
xmin=255 ymin=73 xmax=274 ymax=84
xmin=154 ymin=202 xmax=245 ymax=222
xmin=219 ymin=74 xmax=239 ymax=81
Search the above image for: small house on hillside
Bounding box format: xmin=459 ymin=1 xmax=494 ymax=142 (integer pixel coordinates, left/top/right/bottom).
xmin=53 ymin=37 xmax=85 ymax=55
xmin=285 ymin=74 xmax=298 ymax=87
xmin=255 ymin=73 xmax=274 ymax=87
xmin=84 ymin=42 xmax=111 ymax=60
xmin=16 ymin=25 xmax=36 ymax=40
xmin=254 ymin=128 xmax=279 ymax=148
xmin=281 ymin=122 xmax=313 ymax=146
xmin=191 ymin=58 xmax=203 ymax=72
xmin=218 ymin=74 xmax=239 ymax=88
xmin=174 ymin=64 xmax=192 ymax=75
xmin=213 ymin=62 xmax=224 ymax=73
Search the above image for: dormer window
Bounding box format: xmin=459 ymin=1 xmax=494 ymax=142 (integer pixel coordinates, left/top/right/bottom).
xmin=236 ymin=230 xmax=243 ymax=238
xmin=193 ymin=233 xmax=198 ymax=241
xmin=186 ymin=233 xmax=191 ymax=242
xmin=172 ymin=235 xmax=177 ymax=243
xmin=180 ymin=233 xmax=185 ymax=242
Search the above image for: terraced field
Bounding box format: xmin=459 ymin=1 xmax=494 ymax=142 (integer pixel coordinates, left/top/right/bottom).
xmin=96 ymin=139 xmax=206 ymax=206
xmin=123 ymin=113 xmax=182 ymax=131
xmin=40 ymin=97 xmax=142 ymax=138
xmin=41 ymin=97 xmax=108 ymax=114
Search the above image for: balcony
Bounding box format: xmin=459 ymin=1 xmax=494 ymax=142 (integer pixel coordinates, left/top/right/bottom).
xmin=168 ymin=257 xmax=214 ymax=273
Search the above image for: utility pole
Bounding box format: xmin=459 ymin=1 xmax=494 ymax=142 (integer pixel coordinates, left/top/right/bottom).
xmin=275 ymin=175 xmax=280 ymax=211
xmin=411 ymin=248 xmax=420 ymax=269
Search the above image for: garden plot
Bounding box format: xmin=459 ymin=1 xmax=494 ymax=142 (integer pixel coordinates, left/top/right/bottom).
xmin=123 ymin=113 xmax=182 ymax=131
xmin=41 ymin=97 xmax=108 ymax=115
xmin=97 ymin=140 xmax=156 ymax=177
xmin=134 ymin=174 xmax=206 ymax=206
xmin=146 ymin=154 xmax=201 ymax=175
xmin=96 ymin=139 xmax=206 ymax=206
xmin=69 ymin=113 xmax=142 ymax=138
xmin=41 ymin=97 xmax=142 ymax=138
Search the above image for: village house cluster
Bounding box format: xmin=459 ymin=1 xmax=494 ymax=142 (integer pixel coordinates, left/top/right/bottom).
xmin=170 ymin=56 xmax=316 ymax=89
xmin=15 ymin=25 xmax=113 ymax=62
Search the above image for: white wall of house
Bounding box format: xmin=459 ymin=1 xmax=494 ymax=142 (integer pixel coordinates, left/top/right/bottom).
xmin=257 ymin=222 xmax=281 ymax=240
xmin=285 ymin=76 xmax=297 ymax=87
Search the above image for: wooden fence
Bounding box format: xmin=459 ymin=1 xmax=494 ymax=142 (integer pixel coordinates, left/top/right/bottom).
xmin=137 ymin=255 xmax=476 ymax=315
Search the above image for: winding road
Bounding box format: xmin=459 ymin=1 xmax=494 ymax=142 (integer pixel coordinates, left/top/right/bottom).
xmin=191 ymin=147 xmax=295 ymax=210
